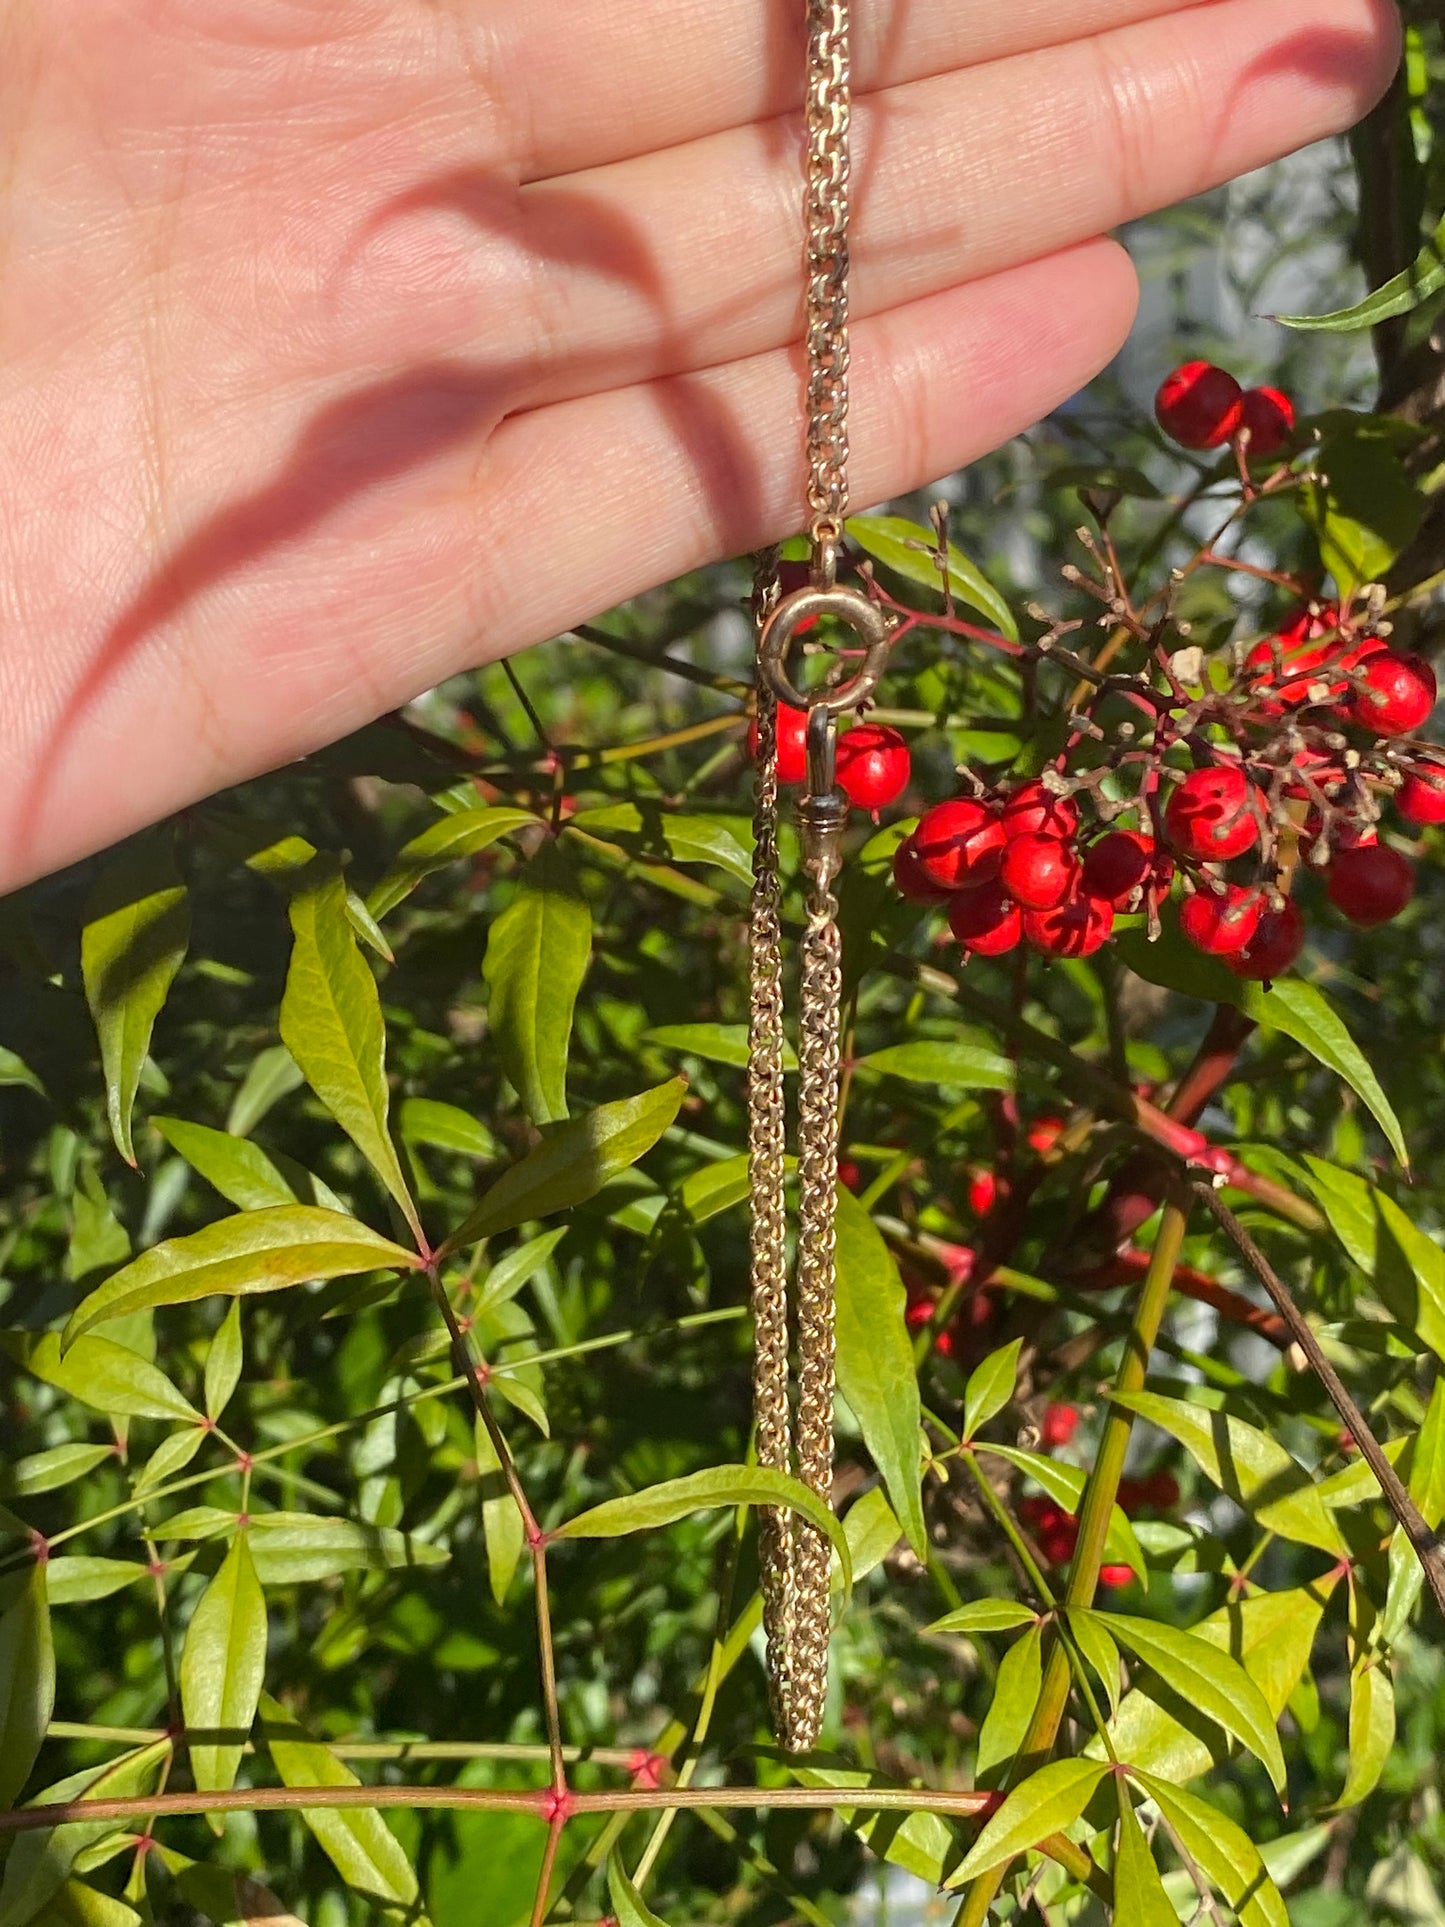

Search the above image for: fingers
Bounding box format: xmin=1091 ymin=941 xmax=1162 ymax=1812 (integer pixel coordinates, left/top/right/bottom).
xmin=494 ymin=0 xmax=1245 ymax=178
xmin=471 ymin=0 xmax=1398 ymax=414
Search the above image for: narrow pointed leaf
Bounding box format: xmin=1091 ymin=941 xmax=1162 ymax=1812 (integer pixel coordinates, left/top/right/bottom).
xmin=180 ymin=1534 xmax=267 ymax=1793
xmin=834 ymin=1187 xmax=926 ymax=1555
xmin=132 ymin=1426 xmax=207 ymax=1494
xmin=279 ymin=861 xmax=418 ymax=1235
xmin=0 ymin=1446 xmax=115 ymax=1501
xmin=64 ymin=1206 xmax=420 ymax=1344
xmin=1114 ymin=1792 xmax=1178 ymax=1927
xmin=0 ymin=1743 xmax=169 ymax=1927
xmin=847 ymin=514 xmax=1018 ymax=638
xmin=856 ymin=1039 xmax=1014 ymax=1092
xmin=0 ymin=1565 xmax=54 ymax=1808
xmin=367 ymin=806 xmax=539 ymax=919
xmin=482 ymin=842 xmax=591 ymax=1125
xmin=204 ymin=1302 xmax=244 ymax=1421
xmin=980 ymin=1445 xmax=1147 ymax=1580
xmin=1337 ymin=1659 xmax=1395 ymax=1808
xmin=929 ymin=1600 xmax=1039 ymax=1636
xmin=569 ymin=804 xmax=754 ymax=886
xmin=6 ymin=1334 xmax=198 ymax=1425
xmin=81 ymin=841 xmax=190 ymax=1165
xmin=1066 ymin=1608 xmax=1122 ymax=1717
xmin=950 ymin=1760 xmax=1108 ymax=1883
xmin=606 ymin=1854 xmax=671 ymax=1927
xmin=975 ymin=1622 xmax=1043 ymax=1781
xmin=477 ymin=1229 xmax=567 ymax=1315
xmin=962 ymin=1339 xmax=1022 ymax=1442
xmin=225 ymin=1047 xmax=303 ymax=1139
xmin=475 ymin=1418 xmax=525 ymax=1607
xmin=153 ymin=1118 xmax=296 ymax=1212
xmin=444 ymin=1079 xmax=686 ymax=1249
xmin=1239 ymin=978 xmax=1405 ymax=1167
xmin=258 ymin=1694 xmax=425 ymax=1918
xmin=43 ymin=1560 xmax=150 ymax=1606
xmin=1277 ymin=214 xmax=1445 ymax=331
xmin=398 ymin=1098 xmax=499 ymax=1161
xmin=644 ymin=1023 xmax=796 ymax=1073
xmin=1138 ymin=1773 xmax=1289 ymax=1927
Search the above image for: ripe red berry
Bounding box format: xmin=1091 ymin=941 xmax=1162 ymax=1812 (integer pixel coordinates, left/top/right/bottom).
xmin=1179 ymin=884 xmax=1262 ymax=957
xmin=1237 ymin=386 xmax=1295 ymax=460
xmin=1143 ymin=1470 xmax=1180 ymax=1510
xmin=1001 ymin=831 xmax=1080 ymax=910
xmin=892 ymin=834 xmax=951 ymax=904
xmin=1398 ymin=768 xmax=1445 ymax=825
xmin=1154 ymin=361 xmax=1244 ymax=450
xmin=1082 ymin=830 xmax=1157 ymax=907
xmin=1327 ymin=843 xmax=1416 ymax=926
xmin=914 ymin=799 xmax=1007 ymax=891
xmin=1023 ymin=896 xmax=1114 ymax=958
xmin=1227 ymin=898 xmax=1305 ymax=981
xmin=947 ymin=881 xmax=1023 ymax=956
xmin=836 ymin=722 xmax=911 ymax=811
xmin=999 ymin=780 xmax=1078 ymax=841
xmin=967 ymin=1167 xmax=999 ymax=1218
xmin=837 ymin=1159 xmax=862 ymax=1192
xmin=905 ymin=1296 xmax=953 ymax=1357
xmin=1164 ymin=764 xmax=1260 ymax=862
xmin=1099 ymin=1564 xmax=1135 ymax=1590
xmin=1041 ymin=1403 xmax=1078 ymax=1447
xmin=747 ymin=703 xmax=809 ymax=784
xmin=1344 ymin=650 xmax=1437 ymax=738
xmin=1244 ymin=604 xmax=1344 ymax=715
xmin=1026 ymin=1117 xmax=1065 ymax=1156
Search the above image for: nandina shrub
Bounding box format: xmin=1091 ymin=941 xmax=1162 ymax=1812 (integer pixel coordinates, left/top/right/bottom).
xmin=8 ymin=98 xmax=1445 ymax=1927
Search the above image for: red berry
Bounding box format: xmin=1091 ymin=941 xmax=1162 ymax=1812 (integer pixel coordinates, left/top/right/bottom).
xmin=1026 ymin=1117 xmax=1065 ymax=1156
xmin=1344 ymin=650 xmax=1437 ymax=738
xmin=1144 ymin=1471 xmax=1180 ymax=1510
xmin=747 ymin=703 xmax=809 ymax=784
xmin=905 ymin=1296 xmax=952 ymax=1357
xmin=837 ymin=1159 xmax=862 ymax=1192
xmin=1041 ymin=1403 xmax=1078 ymax=1447
xmin=967 ymin=1168 xmax=999 ymax=1218
xmin=1178 ymin=884 xmax=1262 ymax=957
xmin=1227 ymin=898 xmax=1305 ymax=981
xmin=1327 ymin=843 xmax=1415 ymax=926
xmin=947 ymin=881 xmax=1023 ymax=956
xmin=1237 ymin=386 xmax=1295 ymax=460
xmin=1082 ymin=831 xmax=1157 ymax=907
xmin=836 ymin=722 xmax=911 ymax=811
xmin=1001 ymin=831 xmax=1080 ymax=910
xmin=1099 ymin=1564 xmax=1135 ymax=1590
xmin=1022 ymin=896 xmax=1114 ymax=958
xmin=1154 ymin=361 xmax=1244 ymax=450
xmin=892 ymin=834 xmax=951 ymax=904
xmin=1244 ymin=604 xmax=1344 ymax=715
xmin=914 ymin=798 xmax=1007 ymax=891
xmin=999 ymin=780 xmax=1078 ymax=842
xmin=1164 ymin=764 xmax=1260 ymax=861
xmin=1398 ymin=768 xmax=1445 ymax=825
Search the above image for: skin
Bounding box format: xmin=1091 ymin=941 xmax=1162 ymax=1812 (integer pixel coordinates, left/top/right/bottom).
xmin=0 ymin=0 xmax=1400 ymax=891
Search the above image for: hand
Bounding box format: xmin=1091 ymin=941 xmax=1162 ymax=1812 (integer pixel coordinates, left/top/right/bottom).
xmin=0 ymin=0 xmax=1398 ymax=890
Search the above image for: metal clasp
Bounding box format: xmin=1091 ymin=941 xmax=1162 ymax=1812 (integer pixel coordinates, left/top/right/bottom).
xmin=756 ymin=581 xmax=895 ymax=716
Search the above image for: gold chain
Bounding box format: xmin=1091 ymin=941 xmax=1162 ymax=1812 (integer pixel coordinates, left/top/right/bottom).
xmin=747 ymin=0 xmax=889 ymax=1756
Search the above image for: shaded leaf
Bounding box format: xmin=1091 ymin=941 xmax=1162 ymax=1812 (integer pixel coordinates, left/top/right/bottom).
xmin=81 ymin=841 xmax=190 ymax=1165
xmin=278 ymin=861 xmax=418 ymax=1236
xmin=1277 ymin=216 xmax=1445 ymax=331
xmin=1241 ymin=979 xmax=1406 ymax=1167
xmin=569 ymin=804 xmax=753 ymax=887
xmin=367 ymin=807 xmax=539 ymax=919
xmin=475 ymin=1417 xmax=525 ymax=1607
xmin=856 ymin=1039 xmax=1014 ymax=1093
xmin=0 ymin=1447 xmax=116 ymax=1502
xmin=225 ymin=1048 xmax=303 ymax=1139
xmin=444 ymin=1079 xmax=686 ymax=1250
xmin=0 ymin=1742 xmax=170 ymax=1927
xmin=476 ymin=1229 xmax=568 ymax=1316
xmin=204 ymin=1302 xmax=244 ymax=1422
xmin=64 ymin=1207 xmax=420 ymax=1344
xmin=242 ymin=1514 xmax=450 ymax=1585
xmin=482 ymin=842 xmax=591 ymax=1125
xmin=398 ymin=1099 xmax=499 ymax=1161
xmin=607 ymin=1853 xmax=670 ymax=1927
xmin=153 ymin=1118 xmax=296 ymax=1213
xmin=950 ymin=1760 xmax=1108 ymax=1883
xmin=962 ymin=1339 xmax=1022 ymax=1443
xmin=847 ymin=514 xmax=1018 ymax=638
xmin=180 ymin=1534 xmax=267 ymax=1794
xmin=834 ymin=1188 xmax=926 ymax=1556
xmin=1300 ymin=413 xmax=1424 ymax=594
xmin=0 ymin=1565 xmax=54 ymax=1809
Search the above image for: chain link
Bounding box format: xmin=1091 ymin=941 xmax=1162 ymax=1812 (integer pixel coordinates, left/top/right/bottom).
xmin=803 ymin=0 xmax=853 ymax=547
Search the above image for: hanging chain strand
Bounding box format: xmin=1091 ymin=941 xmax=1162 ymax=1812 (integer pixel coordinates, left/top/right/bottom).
xmin=747 ymin=550 xmax=799 ymax=1741
xmin=803 ymin=0 xmax=854 ymax=549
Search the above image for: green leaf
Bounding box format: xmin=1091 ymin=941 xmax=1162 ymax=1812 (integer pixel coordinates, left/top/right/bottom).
xmin=846 ymin=514 xmax=1018 ymax=639
xmin=242 ymin=1513 xmax=450 ymax=1585
xmin=0 ymin=1446 xmax=116 ymax=1501
xmin=1374 ymin=1193 xmax=1445 ymax=1361
xmin=444 ymin=1079 xmax=686 ymax=1250
xmin=1137 ymin=1773 xmax=1289 ymax=1927
xmin=556 ymin=1464 xmax=851 ymax=1592
xmin=81 ymin=839 xmax=190 ymax=1165
xmin=225 ymin=1046 xmax=303 ymax=1139
xmin=1240 ymin=978 xmax=1406 ymax=1167
xmin=1111 ymin=1392 xmax=1346 ymax=1554
xmin=179 ymin=1534 xmax=267 ymax=1794
xmin=0 ymin=1565 xmax=54 ymax=1809
xmin=152 ymin=1118 xmax=296 ymax=1212
xmin=204 ymin=1302 xmax=244 ymax=1422
xmin=132 ymin=1426 xmax=207 ymax=1494
xmin=568 ymin=804 xmax=754 ymax=887
xmin=677 ymin=1153 xmax=756 ymax=1227
xmin=476 ymin=1229 xmax=568 ymax=1315
xmin=64 ymin=1206 xmax=420 ymax=1344
xmin=979 ymin=1446 xmax=1147 ymax=1581
xmin=475 ymin=1417 xmax=525 ymax=1607
xmin=169 ymin=1865 xmax=304 ymax=1927
xmin=928 ymin=1600 xmax=1038 ymax=1636
xmin=278 ymin=859 xmax=418 ymax=1237
xmin=962 ymin=1339 xmax=1022 ymax=1442
xmin=398 ymin=1098 xmax=499 ymax=1161
xmin=840 ymin=1486 xmax=903 ymax=1588
xmin=1277 ymin=215 xmax=1445 ymax=331
xmin=975 ymin=1622 xmax=1043 ymax=1781
xmin=1337 ymin=1657 xmax=1395 ymax=1808
xmin=644 ymin=1023 xmax=797 ymax=1073
xmin=950 ymin=1760 xmax=1108 ymax=1883
xmin=1113 ymin=1792 xmax=1177 ymax=1927
xmin=34 ymin=1879 xmax=142 ymax=1927
xmin=855 ymin=1039 xmax=1014 ymax=1093
xmin=258 ymin=1694 xmax=426 ymax=1919
xmin=1097 ymin=1583 xmax=1332 ymax=1785
xmin=1088 ymin=1609 xmax=1286 ymax=1792
xmin=367 ymin=806 xmax=540 ymax=919
xmin=834 ymin=1188 xmax=926 ymax=1556
xmin=1300 ymin=414 xmax=1424 ymax=594
xmin=43 ymin=1560 xmax=150 ymax=1606
xmin=482 ymin=842 xmax=591 ymax=1125
xmin=606 ymin=1853 xmax=671 ymax=1927
xmin=0 ymin=1742 xmax=169 ymax=1927
xmin=1066 ymin=1607 xmax=1122 ymax=1717
xmin=5 ymin=1334 xmax=199 ymax=1425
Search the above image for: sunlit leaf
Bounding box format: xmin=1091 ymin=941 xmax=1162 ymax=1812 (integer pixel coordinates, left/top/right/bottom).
xmin=975 ymin=1622 xmax=1043 ymax=1782
xmin=367 ymin=807 xmax=540 ymax=919
xmin=476 ymin=1229 xmax=568 ymax=1315
xmin=153 ymin=1118 xmax=296 ymax=1212
xmin=0 ymin=1565 xmax=53 ymax=1809
xmin=132 ymin=1426 xmax=207 ymax=1494
xmin=949 ymin=1760 xmax=1108 ymax=1883
xmin=398 ymin=1098 xmax=499 ymax=1161
xmin=834 ymin=1187 xmax=926 ymax=1556
xmin=607 ymin=1852 xmax=671 ymax=1927
xmin=847 ymin=514 xmax=1018 ymax=639
xmin=204 ymin=1302 xmax=244 ymax=1422
xmin=0 ymin=1446 xmax=116 ymax=1502
xmin=962 ymin=1339 xmax=1022 ymax=1443
xmin=855 ymin=1039 xmax=1014 ymax=1093
xmin=568 ymin=804 xmax=754 ymax=887
xmin=644 ymin=1023 xmax=796 ymax=1073
xmin=929 ymin=1600 xmax=1039 ymax=1636
xmin=482 ymin=841 xmax=591 ymax=1125
xmin=475 ymin=1417 xmax=525 ymax=1607
xmin=0 ymin=1742 xmax=170 ymax=1927
xmin=1113 ymin=1791 xmax=1177 ymax=1927
xmin=180 ymin=1534 xmax=267 ymax=1794
xmin=6 ymin=1333 xmax=198 ymax=1425
xmin=1137 ymin=1773 xmax=1289 ymax=1927
xmin=980 ymin=1445 xmax=1147 ymax=1580
xmin=1277 ymin=216 xmax=1445 ymax=331
xmin=1337 ymin=1657 xmax=1395 ymax=1808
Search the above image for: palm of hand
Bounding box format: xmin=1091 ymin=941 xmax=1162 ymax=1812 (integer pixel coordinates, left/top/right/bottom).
xmin=0 ymin=0 xmax=1397 ymax=888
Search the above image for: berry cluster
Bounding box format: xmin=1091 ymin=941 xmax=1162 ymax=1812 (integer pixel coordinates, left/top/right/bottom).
xmin=1021 ymin=1468 xmax=1179 ymax=1592
xmin=1153 ymin=359 xmax=1295 ymax=460
xmin=749 ymin=703 xmax=912 ymax=813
